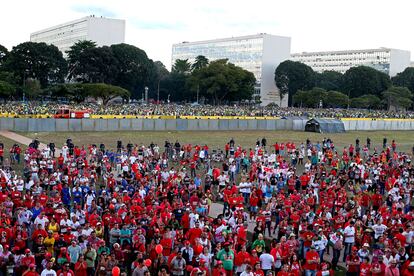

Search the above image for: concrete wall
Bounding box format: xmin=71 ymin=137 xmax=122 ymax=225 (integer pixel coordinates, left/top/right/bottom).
xmin=1 ymin=118 xmax=414 ymax=132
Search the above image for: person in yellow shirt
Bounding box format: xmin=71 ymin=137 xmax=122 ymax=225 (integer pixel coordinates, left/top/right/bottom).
xmin=47 ymin=217 xmax=60 ymax=234
xmin=44 ymin=230 xmax=55 ymax=255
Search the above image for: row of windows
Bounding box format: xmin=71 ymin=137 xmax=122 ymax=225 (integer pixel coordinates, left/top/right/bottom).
xmin=32 ymin=29 xmax=88 ymax=44
xmin=296 ymin=51 xmax=390 ymax=58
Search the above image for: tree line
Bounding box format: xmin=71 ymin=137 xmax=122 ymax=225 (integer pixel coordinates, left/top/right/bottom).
xmin=1 ymin=40 xmax=414 ymax=108
xmin=0 ymin=41 xmax=255 ymax=104
xmin=275 ymin=60 xmax=414 ymax=110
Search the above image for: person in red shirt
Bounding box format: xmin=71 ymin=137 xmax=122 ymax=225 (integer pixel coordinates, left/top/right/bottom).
xmin=346 ymin=247 xmax=361 ymax=276
xmin=56 ymin=262 xmax=75 ymax=276
xmin=22 ymin=264 xmax=38 ymax=276
xmin=360 ymin=257 xmax=371 ymax=276
xmin=21 ymin=249 xmax=36 ymax=271
xmin=248 ymin=191 xmax=259 ymax=221
xmin=302 ymin=226 xmax=315 ymax=252
xmin=0 ymin=146 xmax=3 ymax=165
xmin=212 ymin=261 xmax=226 ymax=276
xmin=300 ymin=172 xmax=309 ymax=189
xmin=395 ymin=228 xmax=407 ymax=247
xmin=234 ymin=245 xmax=250 ymax=273
xmin=277 ymin=264 xmax=290 ymax=276
xmin=372 ymin=190 xmax=383 ymax=211
xmin=304 ymin=246 xmax=319 ymax=274
xmin=253 ymin=261 xmax=264 ymax=276
xmin=186 ymin=222 xmax=202 ymax=245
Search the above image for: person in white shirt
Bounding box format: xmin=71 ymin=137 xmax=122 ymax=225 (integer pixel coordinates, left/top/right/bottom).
xmin=41 ymin=261 xmax=57 ymax=276
xmin=238 ymin=180 xmax=252 ymax=204
xmin=372 ymin=220 xmax=388 ymax=240
xmin=383 ymin=249 xmax=395 ymax=266
xmin=313 ymin=230 xmax=328 ymax=263
xmin=343 ymin=221 xmax=355 ymax=262
xmin=218 ymin=173 xmax=228 ymax=190
xmin=259 ymin=249 xmax=274 ymax=273
xmin=240 ymin=265 xmax=254 ymax=276
xmin=34 ymin=213 xmax=49 ymax=229
xmin=17 ymin=208 xmax=32 ymax=225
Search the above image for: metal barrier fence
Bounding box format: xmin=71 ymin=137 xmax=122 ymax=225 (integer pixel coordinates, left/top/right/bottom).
xmin=0 ymin=117 xmax=414 ymax=132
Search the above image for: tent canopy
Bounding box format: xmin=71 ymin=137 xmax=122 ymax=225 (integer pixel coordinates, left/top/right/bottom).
xmin=305 ymin=118 xmax=345 ymax=133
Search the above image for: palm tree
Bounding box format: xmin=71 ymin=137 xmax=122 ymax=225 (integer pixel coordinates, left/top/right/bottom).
xmin=172 ymin=59 xmax=191 ymax=75
xmin=191 ymin=55 xmax=209 ymax=71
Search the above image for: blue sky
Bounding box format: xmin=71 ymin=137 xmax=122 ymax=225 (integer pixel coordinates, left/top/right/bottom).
xmin=1 ymin=0 xmax=413 ymax=69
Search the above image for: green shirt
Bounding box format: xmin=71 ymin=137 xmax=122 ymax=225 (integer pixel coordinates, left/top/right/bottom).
xmin=84 ymin=248 xmax=97 ymax=268
xmin=252 ymin=239 xmax=266 ymax=253
xmin=217 ymin=249 xmax=234 ymax=271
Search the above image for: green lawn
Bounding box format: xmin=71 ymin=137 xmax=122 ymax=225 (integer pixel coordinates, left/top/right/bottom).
xmin=21 ymin=130 xmax=414 ymax=154
xmin=0 ymin=136 xmax=26 ymax=172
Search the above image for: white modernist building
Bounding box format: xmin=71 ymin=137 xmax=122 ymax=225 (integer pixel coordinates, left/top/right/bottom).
xmin=172 ymin=34 xmax=291 ymax=106
xmin=291 ymin=48 xmax=411 ymax=77
xmin=30 ymin=15 xmax=125 ymax=56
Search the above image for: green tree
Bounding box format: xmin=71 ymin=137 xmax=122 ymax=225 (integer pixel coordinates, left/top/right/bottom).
xmin=172 ymin=59 xmax=191 ymax=75
xmin=23 ymin=78 xmax=42 ymax=99
xmin=275 ymin=60 xmax=315 ymax=106
xmin=191 ymin=55 xmax=209 ymax=71
xmin=324 ymin=90 xmax=349 ymax=108
xmin=0 ymin=80 xmax=14 ymax=99
xmin=392 ymin=67 xmax=414 ymax=93
xmin=187 ymin=59 xmax=255 ymax=104
xmin=382 ymin=86 xmax=413 ymax=110
xmin=315 ymin=71 xmax=343 ymax=91
xmin=47 ymin=83 xmax=86 ymax=102
xmin=81 ymin=83 xmax=130 ymax=105
xmin=66 ymin=40 xmax=97 ymax=80
xmin=111 ymin=43 xmax=153 ymax=99
xmin=5 ymin=42 xmax=67 ymax=87
xmin=150 ymin=61 xmax=170 ymax=101
xmin=350 ymin=95 xmax=382 ymax=109
xmin=342 ymin=66 xmax=391 ymax=98
xmin=161 ymin=72 xmax=190 ymax=102
xmin=66 ymin=45 xmax=118 ymax=84
xmin=293 ymin=88 xmax=349 ymax=108
xmin=293 ymin=87 xmax=327 ymax=108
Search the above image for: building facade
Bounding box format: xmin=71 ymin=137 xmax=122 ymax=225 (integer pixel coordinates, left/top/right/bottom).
xmin=291 ymin=48 xmax=411 ymax=77
xmin=172 ymin=34 xmax=291 ymax=106
xmin=30 ymin=15 xmax=125 ymax=56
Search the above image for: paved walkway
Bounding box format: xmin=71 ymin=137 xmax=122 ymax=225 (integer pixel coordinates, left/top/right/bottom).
xmin=0 ymin=130 xmax=61 ymax=154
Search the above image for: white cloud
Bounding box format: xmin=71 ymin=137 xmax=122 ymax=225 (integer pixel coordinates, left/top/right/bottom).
xmin=1 ymin=0 xmax=413 ymax=69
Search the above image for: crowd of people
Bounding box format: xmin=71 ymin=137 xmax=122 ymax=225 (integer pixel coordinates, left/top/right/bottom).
xmin=2 ymin=102 xmax=414 ymax=119
xmin=0 ymin=134 xmax=412 ymax=276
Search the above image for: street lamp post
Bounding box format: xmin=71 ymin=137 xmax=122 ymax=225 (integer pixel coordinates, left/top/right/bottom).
xmin=145 ymin=86 xmax=149 ymax=104
xmin=197 ymin=83 xmax=199 ymax=104
xmin=157 ymin=79 xmax=160 ymax=104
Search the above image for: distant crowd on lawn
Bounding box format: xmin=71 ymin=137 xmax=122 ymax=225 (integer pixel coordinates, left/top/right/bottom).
xmin=0 ymin=134 xmax=412 ymax=275
xmin=1 ymin=102 xmax=414 ymax=119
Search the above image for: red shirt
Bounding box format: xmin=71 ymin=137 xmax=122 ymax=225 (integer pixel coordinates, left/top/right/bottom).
xmin=346 ymin=254 xmax=360 ymax=273
xmin=360 ymin=263 xmax=371 ymax=276
xmin=304 ymin=251 xmax=319 ymax=270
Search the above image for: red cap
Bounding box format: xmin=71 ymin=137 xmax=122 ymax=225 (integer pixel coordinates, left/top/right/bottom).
xmin=25 ymin=249 xmax=31 ymax=253
xmin=352 ymin=246 xmax=358 ymax=251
